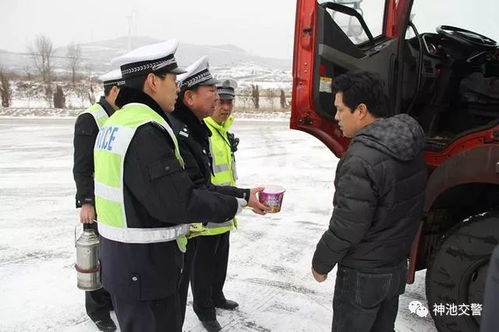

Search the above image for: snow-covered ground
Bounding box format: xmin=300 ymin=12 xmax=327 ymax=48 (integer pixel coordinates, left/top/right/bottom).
xmin=0 ymin=116 xmax=437 ymax=332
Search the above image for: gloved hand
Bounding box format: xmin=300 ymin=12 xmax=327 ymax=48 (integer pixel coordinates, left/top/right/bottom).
xmin=227 ymin=132 xmax=240 ymax=153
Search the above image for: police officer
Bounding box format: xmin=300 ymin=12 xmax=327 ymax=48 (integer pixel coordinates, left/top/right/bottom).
xmin=199 ymin=79 xmax=241 ymax=322
xmin=72 ymin=68 xmax=124 ymax=332
xmin=94 ymin=41 xmax=267 ymax=332
xmin=169 ymin=57 xmax=269 ymax=332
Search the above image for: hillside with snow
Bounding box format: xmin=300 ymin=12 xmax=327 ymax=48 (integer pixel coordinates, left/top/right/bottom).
xmin=0 ymin=36 xmax=291 ymax=89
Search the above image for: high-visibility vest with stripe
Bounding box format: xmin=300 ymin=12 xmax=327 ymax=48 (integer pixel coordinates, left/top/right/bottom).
xmin=193 ymin=115 xmax=238 ymax=236
xmin=80 ymin=103 xmax=109 ymax=129
xmin=205 ymin=116 xmax=237 ymax=186
xmin=94 ymin=102 xmax=189 ymax=244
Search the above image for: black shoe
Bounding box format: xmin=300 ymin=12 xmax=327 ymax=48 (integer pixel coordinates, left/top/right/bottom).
xmin=201 ymin=320 xmax=222 ymax=332
xmin=92 ymin=315 xmax=117 ymax=332
xmin=215 ymin=299 xmax=239 ymax=310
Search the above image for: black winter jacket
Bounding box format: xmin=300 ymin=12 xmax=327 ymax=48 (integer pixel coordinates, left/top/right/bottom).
xmin=73 ymin=96 xmax=115 ymax=207
xmin=99 ymin=87 xmax=240 ymax=301
xmin=169 ymin=102 xmax=249 ymax=200
xmin=312 ymin=114 xmax=427 ymax=274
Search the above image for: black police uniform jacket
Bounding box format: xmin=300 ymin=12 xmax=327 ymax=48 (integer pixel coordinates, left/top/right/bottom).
xmin=99 ymin=87 xmax=240 ymax=301
xmin=169 ymin=101 xmax=249 ymax=199
xmin=73 ymin=96 xmax=115 ymax=207
xmin=312 ymin=114 xmax=427 ymax=274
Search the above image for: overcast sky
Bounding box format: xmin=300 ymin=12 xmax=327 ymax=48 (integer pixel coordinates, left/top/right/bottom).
xmin=0 ymin=0 xmax=296 ymax=59
xmin=1 ymin=0 xmax=498 ymax=61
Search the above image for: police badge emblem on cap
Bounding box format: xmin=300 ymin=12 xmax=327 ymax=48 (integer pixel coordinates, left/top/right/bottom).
xmin=111 ymin=39 xmax=186 ymax=80
xmin=177 ymin=56 xmax=219 ymax=91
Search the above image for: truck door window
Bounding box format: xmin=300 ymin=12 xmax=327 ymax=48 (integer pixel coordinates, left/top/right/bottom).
xmin=319 ymin=0 xmax=385 ymax=45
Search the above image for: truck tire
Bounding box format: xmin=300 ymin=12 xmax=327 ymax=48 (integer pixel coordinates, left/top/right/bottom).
xmin=426 ymin=211 xmax=499 ymax=332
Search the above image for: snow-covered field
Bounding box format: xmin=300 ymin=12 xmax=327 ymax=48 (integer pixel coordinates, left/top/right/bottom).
xmin=0 ymin=116 xmax=437 ymax=332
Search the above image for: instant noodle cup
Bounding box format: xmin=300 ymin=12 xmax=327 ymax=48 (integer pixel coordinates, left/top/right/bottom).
xmin=259 ymin=185 xmax=286 ymax=213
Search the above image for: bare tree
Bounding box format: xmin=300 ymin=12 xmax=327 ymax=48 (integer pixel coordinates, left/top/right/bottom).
xmin=85 ymin=65 xmax=96 ymax=105
xmin=66 ymin=42 xmax=82 ymax=85
xmin=251 ymin=84 xmax=260 ymax=109
xmin=29 ymin=35 xmax=54 ymax=84
xmin=28 ymin=35 xmax=54 ymax=106
xmin=23 ymin=65 xmax=33 ymax=80
xmin=74 ymin=82 xmax=89 ymax=106
xmin=88 ymin=85 xmax=96 ymax=105
xmin=0 ymin=68 xmax=12 ymax=107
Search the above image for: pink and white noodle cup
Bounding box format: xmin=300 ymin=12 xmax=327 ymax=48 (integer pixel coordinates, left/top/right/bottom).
xmin=258 ymin=185 xmax=286 ymax=213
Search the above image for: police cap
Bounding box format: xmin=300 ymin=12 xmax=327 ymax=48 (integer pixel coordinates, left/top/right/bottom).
xmin=99 ymin=69 xmax=125 ymax=87
xmin=177 ymin=56 xmax=218 ymax=91
xmin=111 ymin=40 xmax=186 ymax=80
xmin=216 ymin=79 xmax=238 ymax=100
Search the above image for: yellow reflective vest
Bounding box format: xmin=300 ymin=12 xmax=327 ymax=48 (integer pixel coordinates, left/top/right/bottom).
xmin=194 ymin=115 xmax=238 ymax=236
xmin=80 ymin=103 xmax=109 ymax=129
xmin=94 ymin=103 xmax=189 ymax=245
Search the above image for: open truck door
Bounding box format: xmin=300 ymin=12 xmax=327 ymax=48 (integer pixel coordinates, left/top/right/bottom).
xmin=291 ymin=0 xmax=413 ymax=157
xmin=292 ymin=1 xmax=499 ymax=332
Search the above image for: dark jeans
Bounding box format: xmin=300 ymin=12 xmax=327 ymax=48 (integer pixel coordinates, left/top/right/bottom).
xmin=111 ymin=292 xmax=181 ymax=332
xmin=192 ymin=232 xmax=230 ymax=321
xmin=332 ymin=263 xmax=407 ymax=332
xmin=84 ymin=222 xmax=113 ymax=320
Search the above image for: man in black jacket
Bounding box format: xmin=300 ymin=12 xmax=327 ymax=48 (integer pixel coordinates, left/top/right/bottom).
xmin=311 ymin=71 xmax=426 ymax=332
xmin=169 ymin=56 xmax=269 ymax=332
xmin=95 ymin=41 xmax=267 ymax=332
xmin=72 ymin=69 xmax=123 ymax=332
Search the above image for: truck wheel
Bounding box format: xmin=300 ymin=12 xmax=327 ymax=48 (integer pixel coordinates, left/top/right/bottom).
xmin=426 ymin=211 xmax=499 ymax=332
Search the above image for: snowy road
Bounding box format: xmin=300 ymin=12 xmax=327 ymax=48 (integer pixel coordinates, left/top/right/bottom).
xmin=0 ymin=117 xmax=437 ymax=332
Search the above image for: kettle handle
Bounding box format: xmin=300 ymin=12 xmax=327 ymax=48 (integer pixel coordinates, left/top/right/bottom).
xmin=74 ymin=224 xmax=83 ymax=247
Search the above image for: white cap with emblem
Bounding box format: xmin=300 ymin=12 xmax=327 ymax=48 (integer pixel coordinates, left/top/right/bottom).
xmin=99 ymin=69 xmax=125 ymax=87
xmin=177 ymin=56 xmax=218 ymax=91
xmin=111 ymin=40 xmax=186 ymax=80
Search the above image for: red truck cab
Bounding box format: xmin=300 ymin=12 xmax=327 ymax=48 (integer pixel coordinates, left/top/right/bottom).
xmin=291 ymin=1 xmax=499 ymax=331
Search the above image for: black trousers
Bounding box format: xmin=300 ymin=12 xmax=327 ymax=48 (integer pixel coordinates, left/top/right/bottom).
xmin=331 ymin=263 xmax=406 ymax=332
xmin=86 ymin=288 xmax=113 ymax=320
xmin=481 ymin=245 xmax=499 ymax=332
xmin=84 ymin=222 xmax=113 ymax=320
xmin=178 ymin=237 xmax=197 ymax=324
xmin=191 ymin=232 xmax=230 ymax=321
xmin=111 ymin=292 xmax=181 ymax=332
